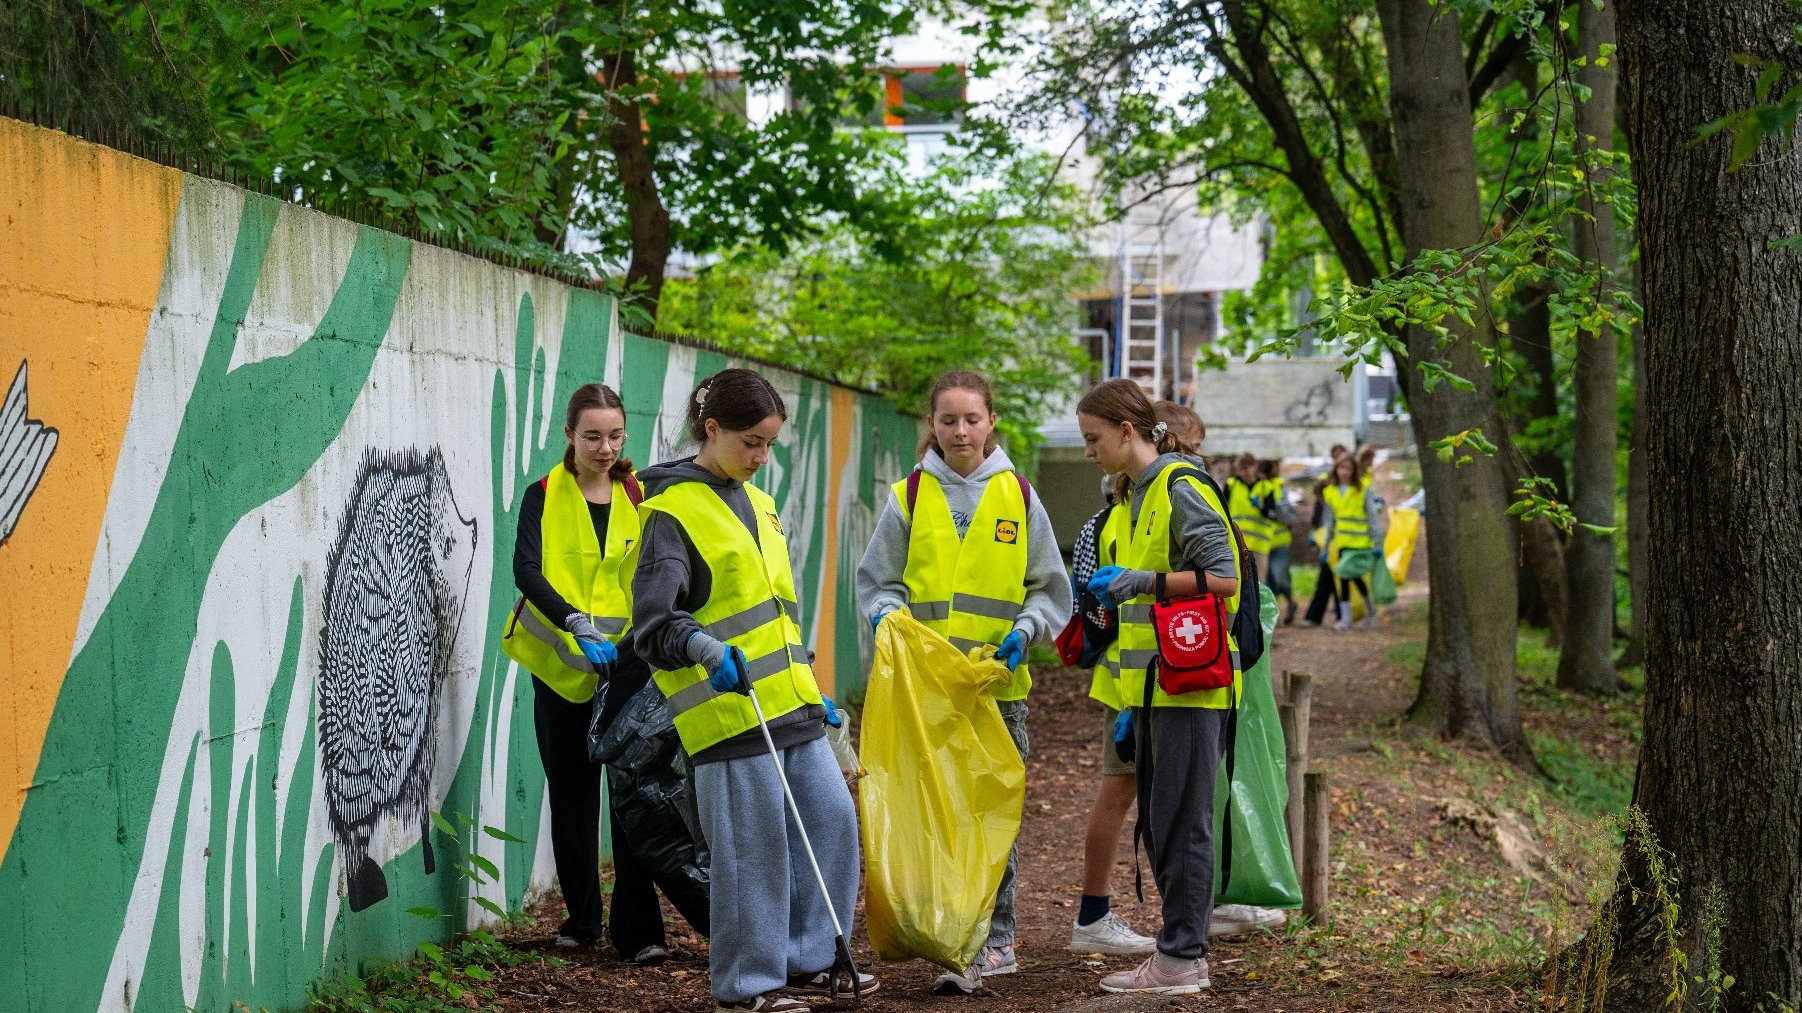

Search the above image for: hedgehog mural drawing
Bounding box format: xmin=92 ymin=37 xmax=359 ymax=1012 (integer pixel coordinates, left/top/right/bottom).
xmin=319 ymin=447 xmax=478 ymax=912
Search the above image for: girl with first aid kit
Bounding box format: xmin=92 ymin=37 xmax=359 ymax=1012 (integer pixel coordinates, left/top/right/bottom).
xmin=1075 ymin=379 xmax=1244 ymax=997
xmin=855 ymin=369 xmax=1071 ymax=993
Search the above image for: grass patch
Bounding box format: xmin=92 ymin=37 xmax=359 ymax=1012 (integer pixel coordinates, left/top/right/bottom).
xmin=304 ymin=930 xmax=558 ymax=1013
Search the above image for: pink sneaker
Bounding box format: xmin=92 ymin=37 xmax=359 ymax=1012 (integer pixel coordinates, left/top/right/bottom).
xmin=1098 ymin=954 xmax=1209 ymax=995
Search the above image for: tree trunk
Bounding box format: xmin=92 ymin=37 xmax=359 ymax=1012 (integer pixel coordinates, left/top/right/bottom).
xmin=1555 ymin=0 xmax=1622 ymax=694
xmin=600 ymin=46 xmax=671 ymax=323
xmin=1503 ymin=432 xmax=1568 ymax=649
xmin=1375 ymin=0 xmax=1529 ymax=763
xmin=1617 ymin=251 xmax=1648 ymax=669
xmin=1599 ymin=0 xmax=1802 ymax=1004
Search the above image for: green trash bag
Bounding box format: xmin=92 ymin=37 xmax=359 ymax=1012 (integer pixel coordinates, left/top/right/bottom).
xmin=1212 ymin=584 xmax=1303 ymax=908
xmin=1369 ymin=554 xmax=1398 ymax=605
xmin=1332 ymin=547 xmax=1377 ymax=580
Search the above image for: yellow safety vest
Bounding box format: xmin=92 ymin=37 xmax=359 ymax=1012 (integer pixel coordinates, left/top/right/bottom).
xmin=1228 ymin=477 xmax=1271 ymax=555
xmin=1323 ymin=483 xmax=1372 ymax=553
xmin=1116 ymin=461 xmax=1242 ymax=710
xmin=896 ymin=470 xmax=1032 ymax=701
xmin=633 ymin=479 xmax=821 ymax=754
xmin=1258 ymin=477 xmax=1291 ymax=549
xmin=1087 ymin=501 xmax=1130 ymax=710
xmin=501 ymin=468 xmax=640 ymax=703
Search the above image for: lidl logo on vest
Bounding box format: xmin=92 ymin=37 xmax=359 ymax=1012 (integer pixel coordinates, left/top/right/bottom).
xmin=768 ymin=512 xmax=784 ymax=535
xmin=994 ymin=519 xmax=1019 ymax=544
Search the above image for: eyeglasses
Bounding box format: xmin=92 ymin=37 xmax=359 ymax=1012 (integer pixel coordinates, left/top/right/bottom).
xmin=574 ymin=432 xmax=625 ymax=449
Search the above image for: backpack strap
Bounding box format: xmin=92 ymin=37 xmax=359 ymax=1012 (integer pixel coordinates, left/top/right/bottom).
xmin=1016 ymin=473 xmax=1033 ymax=513
xmin=905 ymin=468 xmax=923 ymax=516
xmin=621 ymin=473 xmax=644 ymax=508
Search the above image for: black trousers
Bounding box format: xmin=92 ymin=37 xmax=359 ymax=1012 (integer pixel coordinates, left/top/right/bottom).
xmin=1302 ymin=558 xmax=1339 ymax=623
xmin=533 ymin=675 xmax=606 ymax=942
xmin=594 ymin=644 xmax=670 ymax=957
xmin=1338 ymin=576 xmax=1370 ymax=610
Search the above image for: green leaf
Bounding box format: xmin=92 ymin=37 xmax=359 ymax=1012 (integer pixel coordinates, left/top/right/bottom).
xmin=474 ymin=895 xmax=508 ymax=920
xmin=430 ymin=812 xmax=458 ymax=839
xmin=418 ymin=941 xmax=444 ymax=963
xmin=406 ymin=906 xmax=441 ymax=921
xmin=482 ymin=825 xmax=527 ymax=844
xmin=467 ymin=853 xmax=502 ymax=881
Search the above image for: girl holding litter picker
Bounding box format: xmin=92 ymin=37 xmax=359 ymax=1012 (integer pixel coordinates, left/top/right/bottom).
xmin=855 ymin=369 xmax=1071 ymax=993
xmin=631 ymin=368 xmax=875 ymax=1013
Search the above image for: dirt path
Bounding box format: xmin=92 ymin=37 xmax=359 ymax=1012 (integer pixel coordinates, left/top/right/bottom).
xmin=488 ymin=563 xmax=1548 ymax=1013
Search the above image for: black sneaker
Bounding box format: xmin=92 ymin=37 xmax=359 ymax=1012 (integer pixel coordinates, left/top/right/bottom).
xmin=785 ymin=968 xmax=880 ymax=996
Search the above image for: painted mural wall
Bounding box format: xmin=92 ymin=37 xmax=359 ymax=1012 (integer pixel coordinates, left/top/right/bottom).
xmin=0 ymin=117 xmax=917 ymax=1013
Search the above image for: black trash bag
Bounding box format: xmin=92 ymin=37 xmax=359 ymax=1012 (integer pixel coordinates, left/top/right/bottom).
xmin=593 ymin=680 xmax=711 ymax=934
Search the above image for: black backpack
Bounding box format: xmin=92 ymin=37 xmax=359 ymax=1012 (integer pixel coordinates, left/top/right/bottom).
xmin=1167 ymin=466 xmax=1266 ymax=671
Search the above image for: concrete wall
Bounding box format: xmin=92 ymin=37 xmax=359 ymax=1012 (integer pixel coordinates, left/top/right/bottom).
xmin=0 ymin=117 xmax=916 ymax=1013
xmin=1189 ymin=358 xmax=1362 ymax=459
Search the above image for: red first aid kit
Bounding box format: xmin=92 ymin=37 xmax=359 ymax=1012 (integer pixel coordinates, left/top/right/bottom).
xmin=1151 ymin=590 xmax=1234 ymax=695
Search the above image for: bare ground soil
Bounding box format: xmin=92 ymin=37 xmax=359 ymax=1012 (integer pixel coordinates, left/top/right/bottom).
xmin=484 ymin=557 xmax=1635 ymax=1013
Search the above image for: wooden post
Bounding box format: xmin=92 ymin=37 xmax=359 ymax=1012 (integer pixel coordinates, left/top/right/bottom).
xmin=1288 ymin=672 xmax=1313 ymax=759
xmin=1280 ymin=703 xmax=1305 ymax=885
xmin=1303 ymin=769 xmax=1331 ymax=924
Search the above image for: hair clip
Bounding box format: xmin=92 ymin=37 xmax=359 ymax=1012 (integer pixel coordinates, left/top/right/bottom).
xmin=1150 ymin=421 xmax=1168 ymax=442
xmin=696 ymin=385 xmax=710 ymax=406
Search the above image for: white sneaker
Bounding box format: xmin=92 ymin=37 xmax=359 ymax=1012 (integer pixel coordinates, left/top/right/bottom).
xmin=1209 ymin=903 xmax=1286 ymax=936
xmin=1069 ymin=911 xmax=1158 ymax=955
xmin=931 ymin=962 xmax=981 ymax=995
xmin=976 ymin=943 xmax=1018 ymax=976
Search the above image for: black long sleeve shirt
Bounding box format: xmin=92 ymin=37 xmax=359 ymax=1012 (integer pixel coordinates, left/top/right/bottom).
xmin=512 ymin=477 xmax=610 ymax=628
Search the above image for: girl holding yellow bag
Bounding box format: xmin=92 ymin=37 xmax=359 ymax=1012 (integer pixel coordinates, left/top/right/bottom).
xmin=855 ymin=370 xmax=1071 ymax=993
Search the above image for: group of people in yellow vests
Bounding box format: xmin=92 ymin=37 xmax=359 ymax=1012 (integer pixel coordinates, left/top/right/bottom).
xmin=502 ymin=365 xmax=1315 ymax=1012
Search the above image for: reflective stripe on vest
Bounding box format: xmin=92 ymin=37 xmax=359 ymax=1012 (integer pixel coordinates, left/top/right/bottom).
xmin=501 ymin=469 xmax=640 ymax=702
xmin=1086 ymin=502 xmax=1131 ymax=709
xmin=1258 ymin=477 xmax=1292 ymax=548
xmin=1323 ymin=483 xmax=1372 ymax=551
xmin=637 ymin=480 xmax=821 ymax=754
xmin=897 ymin=469 xmax=1032 ymax=701
xmin=1116 ymin=462 xmax=1242 ymax=709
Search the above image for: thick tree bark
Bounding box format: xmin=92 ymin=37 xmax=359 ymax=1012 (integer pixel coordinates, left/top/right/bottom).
xmin=1375 ymin=0 xmax=1528 ymax=763
xmin=600 ymin=46 xmax=671 ymax=322
xmin=1617 ymin=252 xmax=1648 ymax=669
xmin=1599 ymin=0 xmax=1802 ymax=1004
xmin=1555 ymin=0 xmax=1621 ymax=693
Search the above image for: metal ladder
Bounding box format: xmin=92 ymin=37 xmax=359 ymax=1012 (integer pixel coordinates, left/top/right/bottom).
xmin=1115 ymin=203 xmax=1167 ymax=401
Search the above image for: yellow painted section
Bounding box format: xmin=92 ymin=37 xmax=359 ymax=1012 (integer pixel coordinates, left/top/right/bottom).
xmin=811 ymin=388 xmax=857 ymax=695
xmin=0 ymin=118 xmax=181 ymax=863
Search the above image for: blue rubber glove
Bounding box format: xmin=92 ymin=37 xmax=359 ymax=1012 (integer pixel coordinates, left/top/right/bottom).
xmin=1088 ymin=565 xmax=1127 ymax=609
xmin=708 ymin=646 xmax=750 ymax=695
xmin=822 ymin=695 xmax=843 ymax=728
xmin=996 ymin=630 xmax=1026 ymax=670
xmin=565 ymin=615 xmax=618 ymax=668
xmin=1113 ymin=709 xmax=1134 ymax=745
xmin=870 ymin=609 xmax=893 ymax=636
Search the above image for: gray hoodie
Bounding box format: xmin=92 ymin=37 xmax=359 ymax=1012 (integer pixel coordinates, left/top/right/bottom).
xmin=1130 ymin=453 xmax=1239 ymax=582
xmin=631 ymin=458 xmax=824 ymax=765
xmin=854 ymin=446 xmax=1072 ymax=648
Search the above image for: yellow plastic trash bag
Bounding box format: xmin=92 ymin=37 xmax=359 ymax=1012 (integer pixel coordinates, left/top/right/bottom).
xmin=860 ymin=613 xmax=1025 ymax=972
xmin=1385 ymin=506 xmax=1422 ymax=586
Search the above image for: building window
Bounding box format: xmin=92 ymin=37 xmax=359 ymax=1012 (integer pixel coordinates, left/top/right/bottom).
xmin=890 ymin=66 xmax=963 ymax=127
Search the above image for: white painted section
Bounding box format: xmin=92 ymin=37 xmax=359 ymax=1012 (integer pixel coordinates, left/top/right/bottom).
xmin=73 ymin=180 xmax=247 ymax=658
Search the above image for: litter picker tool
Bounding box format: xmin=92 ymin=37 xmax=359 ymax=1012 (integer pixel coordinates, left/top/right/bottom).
xmin=746 ymin=686 xmax=865 ymax=1003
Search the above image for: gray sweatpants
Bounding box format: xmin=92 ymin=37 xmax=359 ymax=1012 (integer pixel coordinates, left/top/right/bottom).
xmin=1133 ymin=704 xmax=1232 ymax=960
xmin=694 ymin=735 xmax=860 ymax=1003
xmin=987 ymin=699 xmax=1031 ymax=948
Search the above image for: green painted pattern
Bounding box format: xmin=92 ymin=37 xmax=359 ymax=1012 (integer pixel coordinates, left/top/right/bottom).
xmin=1 ymin=166 xmax=918 ymax=1012
xmin=0 ymin=195 xmax=409 ymax=1012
